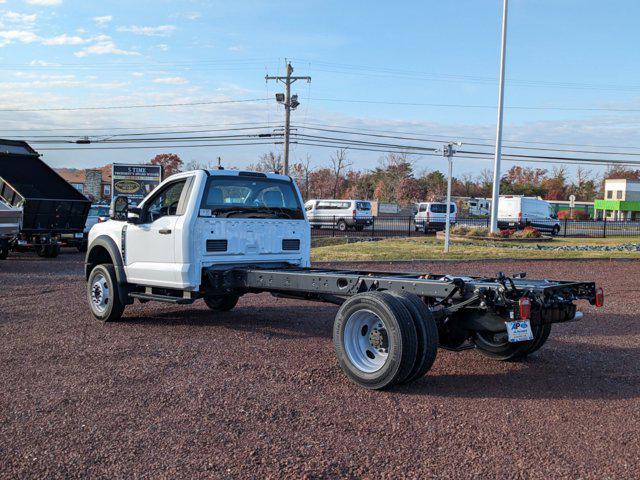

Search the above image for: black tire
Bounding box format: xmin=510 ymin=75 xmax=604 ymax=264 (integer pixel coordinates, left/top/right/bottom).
xmin=337 ymin=220 xmax=347 ymax=232
xmin=523 ymin=323 xmax=552 ymax=355
xmin=35 ymin=244 xmax=47 ymax=257
xmin=0 ymin=243 xmax=8 ymax=260
xmin=87 ymin=264 xmax=125 ymax=322
xmin=552 ymin=225 xmax=560 ymax=236
xmin=473 ymin=320 xmax=548 ymax=361
xmin=204 ymin=294 xmax=239 ymax=311
xmin=49 ymin=244 xmax=60 ymax=258
xmin=333 ymin=291 xmax=417 ymax=390
xmin=354 ymin=225 xmax=365 ymax=232
xmin=389 ymin=292 xmax=439 ymax=384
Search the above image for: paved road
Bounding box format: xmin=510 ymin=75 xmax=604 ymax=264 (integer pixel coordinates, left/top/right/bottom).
xmin=1 ymin=252 xmax=638 ymax=478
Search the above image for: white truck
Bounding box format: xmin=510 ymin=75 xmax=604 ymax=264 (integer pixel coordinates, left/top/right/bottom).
xmin=85 ymin=169 xmax=603 ymax=390
xmin=497 ymin=196 xmax=561 ymax=235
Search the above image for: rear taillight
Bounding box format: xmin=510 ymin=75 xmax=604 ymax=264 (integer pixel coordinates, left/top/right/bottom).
xmin=595 ymin=287 xmax=604 ymax=307
xmin=426 ymin=211 xmax=430 ymax=223
xmin=519 ymin=297 xmax=531 ymax=320
xmin=352 ymin=209 xmax=357 ymax=218
xmin=518 ymin=212 xmax=522 ymax=222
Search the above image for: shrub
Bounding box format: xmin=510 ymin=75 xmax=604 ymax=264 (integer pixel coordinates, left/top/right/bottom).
xmin=450 ymin=225 xmax=469 ymax=235
xmin=513 ymin=226 xmax=542 ymax=238
xmin=465 ymin=227 xmax=489 ymax=237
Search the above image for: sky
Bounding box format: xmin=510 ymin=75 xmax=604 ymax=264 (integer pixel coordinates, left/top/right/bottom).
xmin=1 ymin=0 xmax=640 ymax=179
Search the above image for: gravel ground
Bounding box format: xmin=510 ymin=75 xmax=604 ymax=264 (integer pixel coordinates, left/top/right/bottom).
xmin=1 ymin=252 xmax=639 ymax=479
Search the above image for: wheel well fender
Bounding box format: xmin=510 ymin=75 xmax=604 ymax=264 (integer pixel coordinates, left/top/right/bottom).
xmin=85 ymin=235 xmax=130 ymax=304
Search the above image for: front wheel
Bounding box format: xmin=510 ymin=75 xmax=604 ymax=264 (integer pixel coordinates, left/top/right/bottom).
xmin=204 ymin=294 xmax=239 ymax=311
xmin=87 ymin=264 xmax=125 ymax=322
xmin=0 ymin=242 xmax=8 ymax=260
xmin=336 ymin=220 xmax=347 ymax=232
xmin=552 ymin=225 xmax=560 ymax=236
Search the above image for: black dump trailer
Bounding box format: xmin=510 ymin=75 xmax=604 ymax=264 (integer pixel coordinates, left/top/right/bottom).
xmin=0 ymin=139 xmax=90 ymax=259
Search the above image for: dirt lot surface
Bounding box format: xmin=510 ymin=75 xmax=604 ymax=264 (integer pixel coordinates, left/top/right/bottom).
xmin=1 ymin=252 xmax=639 ymax=479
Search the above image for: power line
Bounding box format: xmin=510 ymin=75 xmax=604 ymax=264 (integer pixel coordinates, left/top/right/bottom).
xmin=309 ymin=97 xmax=640 ymax=113
xmin=291 ymin=134 xmax=640 ymax=166
xmin=294 ymin=141 xmax=640 ymax=168
xmin=293 ymin=124 xmax=640 ymax=156
xmin=37 ymin=141 xmax=280 ymax=151
xmin=295 ymin=121 xmax=640 ymax=151
xmin=0 ymin=97 xmax=271 ymax=112
xmin=0 ymin=121 xmax=277 ymax=133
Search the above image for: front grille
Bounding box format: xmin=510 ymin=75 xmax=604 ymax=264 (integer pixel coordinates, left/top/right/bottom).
xmin=282 ymin=239 xmax=300 ymax=251
xmin=206 ymin=239 xmax=228 ymax=252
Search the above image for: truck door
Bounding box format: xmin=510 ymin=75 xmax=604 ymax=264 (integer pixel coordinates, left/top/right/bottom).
xmin=124 ymin=178 xmax=188 ymax=287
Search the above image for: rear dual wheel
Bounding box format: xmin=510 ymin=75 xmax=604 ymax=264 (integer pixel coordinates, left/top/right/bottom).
xmin=473 ymin=321 xmax=552 ymax=361
xmin=333 ymin=291 xmax=438 ymax=390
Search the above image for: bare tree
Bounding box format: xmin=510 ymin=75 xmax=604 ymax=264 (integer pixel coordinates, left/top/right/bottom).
xmin=248 ymin=151 xmax=283 ymax=173
xmin=330 ymin=148 xmax=351 ymax=198
xmin=290 ymin=154 xmax=312 ymax=199
xmin=184 ymin=158 xmax=218 ymax=171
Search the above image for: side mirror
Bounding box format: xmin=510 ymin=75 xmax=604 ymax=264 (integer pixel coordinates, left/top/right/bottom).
xmin=128 ymin=207 xmax=143 ymax=224
xmin=110 ymin=196 xmax=129 ymax=221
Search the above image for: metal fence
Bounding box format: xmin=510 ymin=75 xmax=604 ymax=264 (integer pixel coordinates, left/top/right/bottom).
xmin=309 ymin=215 xmax=640 ymax=239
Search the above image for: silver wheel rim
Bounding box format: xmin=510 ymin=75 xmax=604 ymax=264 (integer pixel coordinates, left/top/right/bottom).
xmin=91 ymin=272 xmax=110 ymax=314
xmin=343 ymin=309 xmax=389 ymax=373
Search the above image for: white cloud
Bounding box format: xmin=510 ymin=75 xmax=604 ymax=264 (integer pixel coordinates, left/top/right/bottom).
xmin=116 ymin=24 xmax=176 ymax=37
xmin=156 ymin=43 xmax=169 ymax=51
xmin=0 ymin=30 xmax=39 ymax=44
xmin=25 ymin=0 xmax=62 ymax=5
xmin=152 ymin=76 xmax=188 ymax=85
xmin=41 ymin=33 xmax=87 ymax=45
xmin=185 ymin=12 xmax=201 ymax=20
xmin=29 ymin=59 xmax=60 ymax=66
xmin=92 ymin=15 xmax=112 ymax=25
xmin=74 ymin=40 xmax=139 ymax=57
xmin=228 ymin=45 xmax=244 ymax=52
xmin=131 ymin=72 xmax=144 ymax=77
xmin=2 ymin=11 xmax=37 ymax=24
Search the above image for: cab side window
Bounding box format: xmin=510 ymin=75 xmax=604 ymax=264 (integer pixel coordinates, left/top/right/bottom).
xmin=145 ymin=180 xmax=187 ymax=222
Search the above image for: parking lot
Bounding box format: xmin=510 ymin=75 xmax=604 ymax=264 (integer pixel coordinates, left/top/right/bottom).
xmin=1 ymin=252 xmax=639 ymax=478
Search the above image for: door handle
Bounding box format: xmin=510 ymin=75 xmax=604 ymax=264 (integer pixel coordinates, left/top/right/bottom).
xmin=158 ymin=228 xmax=172 ymax=234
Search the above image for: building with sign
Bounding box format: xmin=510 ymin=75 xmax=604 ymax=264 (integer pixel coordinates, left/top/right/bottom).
xmin=594 ymin=178 xmax=640 ymax=220
xmin=111 ymin=164 xmax=163 ymax=206
xmin=56 ymin=165 xmax=112 ymax=203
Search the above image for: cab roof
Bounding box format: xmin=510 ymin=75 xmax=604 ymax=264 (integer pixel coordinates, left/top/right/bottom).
xmin=204 ymin=169 xmax=292 ymax=182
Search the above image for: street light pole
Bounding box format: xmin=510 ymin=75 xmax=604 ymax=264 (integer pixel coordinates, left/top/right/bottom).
xmin=489 ymin=0 xmax=509 ymax=233
xmin=265 ymin=61 xmax=311 ymax=176
xmin=444 ymin=145 xmax=454 ymax=253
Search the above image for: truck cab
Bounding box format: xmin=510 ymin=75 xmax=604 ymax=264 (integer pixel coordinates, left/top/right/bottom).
xmin=86 ymin=169 xmax=309 ymax=317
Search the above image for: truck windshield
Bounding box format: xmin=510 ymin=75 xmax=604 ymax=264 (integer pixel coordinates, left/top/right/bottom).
xmin=201 ymin=176 xmax=304 ymax=219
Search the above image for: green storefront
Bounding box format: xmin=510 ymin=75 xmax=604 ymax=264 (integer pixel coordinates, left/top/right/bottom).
xmin=593 ymin=199 xmax=640 ymax=221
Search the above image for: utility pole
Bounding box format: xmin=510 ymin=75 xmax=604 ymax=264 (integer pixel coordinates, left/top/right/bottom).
xmin=265 ymin=61 xmax=311 ymax=175
xmin=442 ymin=143 xmax=459 ymax=253
xmin=489 ymin=0 xmax=509 ymax=233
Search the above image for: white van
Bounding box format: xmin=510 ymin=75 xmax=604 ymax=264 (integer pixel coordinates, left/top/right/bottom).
xmin=414 ymin=202 xmax=457 ymax=232
xmin=497 ymin=196 xmax=560 ymax=235
xmin=305 ymin=199 xmax=373 ymax=231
